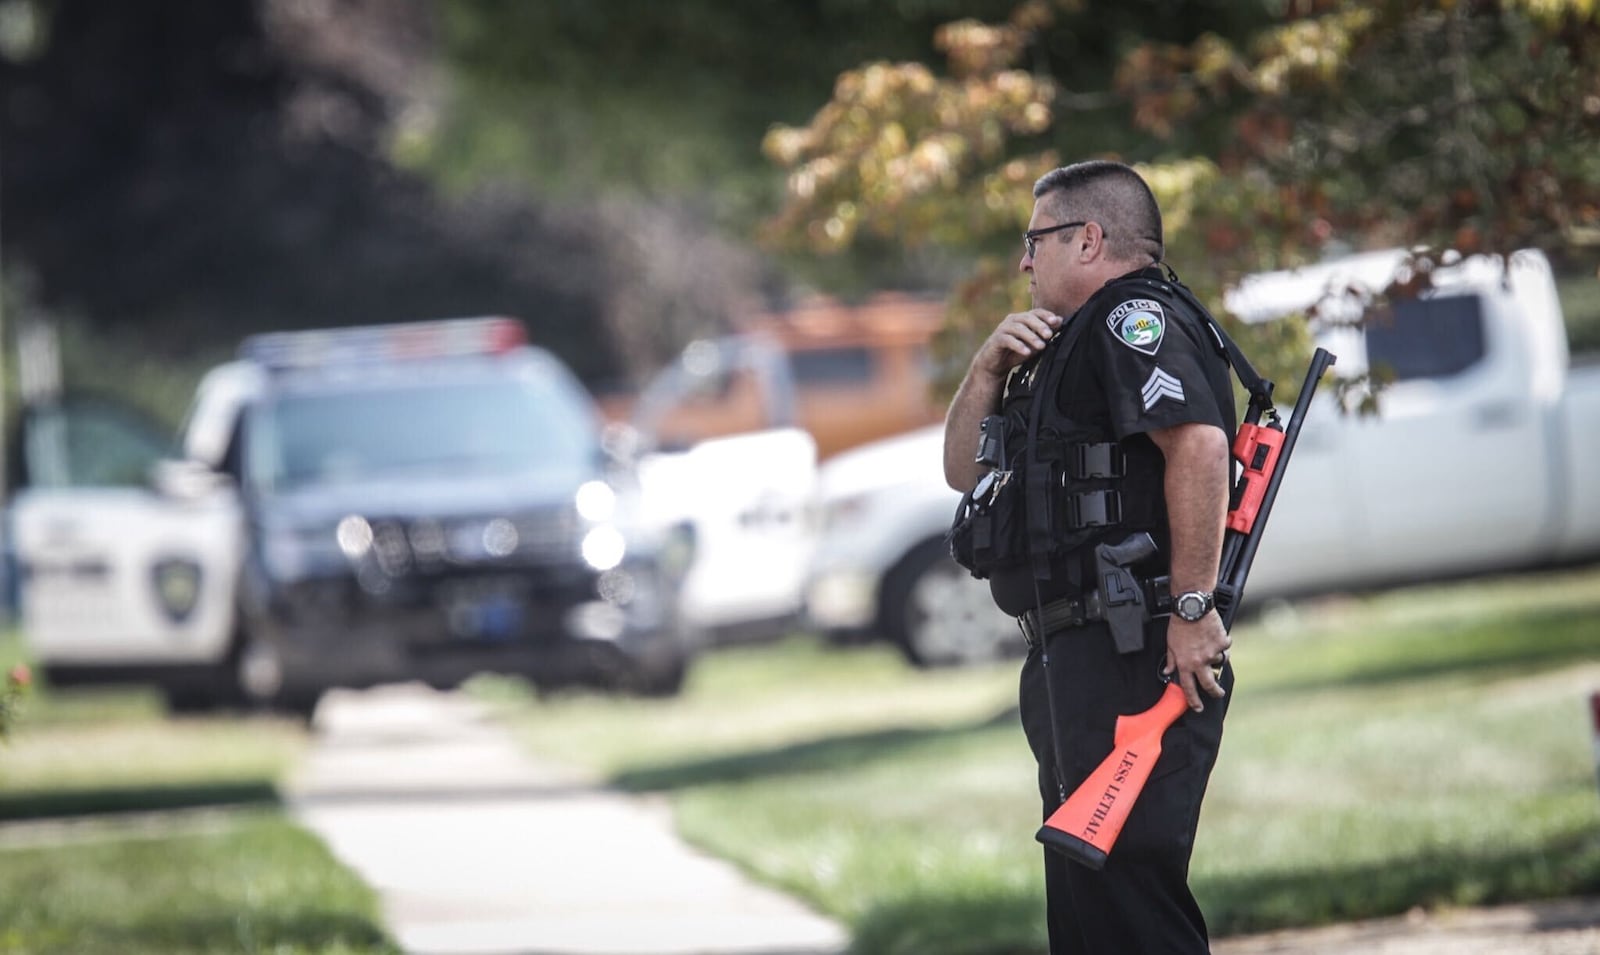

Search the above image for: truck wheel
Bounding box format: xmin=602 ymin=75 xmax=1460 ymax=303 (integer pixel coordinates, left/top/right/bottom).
xmin=632 ymin=654 xmax=689 ymax=698
xmin=274 ymin=690 xmax=323 ymax=724
xmin=232 ymin=633 xmax=318 ymax=720
xmin=162 ymin=686 xmax=224 ymax=715
xmin=236 ymin=636 xmax=285 ymax=705
xmin=161 ymin=661 xmax=246 ymax=715
xmin=576 ymin=639 xmax=691 ymax=699
xmin=608 ymin=642 xmax=690 ymax=698
xmin=883 ymin=539 xmax=1020 ymax=668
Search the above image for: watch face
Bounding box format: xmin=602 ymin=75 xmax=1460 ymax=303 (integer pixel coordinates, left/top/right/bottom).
xmin=1177 ymin=593 xmax=1207 ymax=621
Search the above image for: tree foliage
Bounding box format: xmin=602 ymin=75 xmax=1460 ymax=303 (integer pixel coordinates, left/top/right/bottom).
xmin=1128 ymin=0 xmax=1600 ymax=269
xmin=764 ymin=0 xmax=1600 ymax=398
xmin=420 ymin=0 xmax=1265 ymax=297
xmin=0 ymin=0 xmax=628 ymax=385
xmin=760 ymin=21 xmax=1057 ymax=256
xmin=417 ymin=0 xmax=1021 ymax=216
xmin=7 ymin=0 xmax=1595 ymax=405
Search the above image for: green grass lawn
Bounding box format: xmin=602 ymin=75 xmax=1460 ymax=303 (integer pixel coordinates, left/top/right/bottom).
xmin=0 ymin=813 xmax=397 ymax=955
xmin=0 ymin=635 xmax=398 ymax=954
xmin=0 ymin=681 xmax=306 ymax=819
xmin=478 ymin=564 xmax=1600 ymax=955
xmin=1194 ymin=573 xmax=1600 ymax=934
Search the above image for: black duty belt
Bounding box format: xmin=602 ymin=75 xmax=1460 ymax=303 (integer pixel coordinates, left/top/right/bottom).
xmin=1017 ymin=576 xmax=1173 ymax=649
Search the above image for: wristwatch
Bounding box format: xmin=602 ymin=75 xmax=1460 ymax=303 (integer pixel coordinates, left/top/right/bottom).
xmin=1173 ymin=590 xmax=1216 ymax=622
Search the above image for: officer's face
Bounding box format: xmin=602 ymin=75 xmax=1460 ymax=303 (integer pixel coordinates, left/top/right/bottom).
xmin=1021 ymin=201 xmax=1091 ymax=317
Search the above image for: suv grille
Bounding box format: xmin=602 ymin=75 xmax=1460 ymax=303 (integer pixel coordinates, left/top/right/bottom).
xmin=362 ymin=509 xmax=580 ymax=577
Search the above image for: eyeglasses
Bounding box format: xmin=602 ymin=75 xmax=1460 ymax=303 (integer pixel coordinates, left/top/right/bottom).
xmin=1023 ymin=221 xmax=1087 ymax=259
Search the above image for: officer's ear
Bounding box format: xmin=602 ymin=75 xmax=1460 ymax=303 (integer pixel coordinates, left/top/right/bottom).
xmin=1078 ymin=221 xmax=1105 ymax=260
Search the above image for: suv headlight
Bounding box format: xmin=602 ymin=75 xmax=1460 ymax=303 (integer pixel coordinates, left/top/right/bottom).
xmin=336 ymin=515 xmax=374 ymax=558
xmin=575 ymin=480 xmax=616 ymax=522
xmin=581 ymin=524 xmax=626 ymax=571
xmin=575 ymin=480 xmax=629 ymax=570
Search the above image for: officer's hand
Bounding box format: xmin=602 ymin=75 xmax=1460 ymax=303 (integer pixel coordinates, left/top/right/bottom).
xmin=976 ymin=309 xmax=1063 ymax=377
xmin=1162 ymin=613 xmax=1230 ymax=712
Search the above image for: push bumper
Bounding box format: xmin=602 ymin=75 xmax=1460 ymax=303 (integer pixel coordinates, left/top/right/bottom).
xmin=251 ymin=560 xmax=684 ymax=692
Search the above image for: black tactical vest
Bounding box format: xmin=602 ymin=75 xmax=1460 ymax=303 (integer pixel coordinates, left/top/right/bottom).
xmin=948 ymin=269 xmax=1239 ymax=615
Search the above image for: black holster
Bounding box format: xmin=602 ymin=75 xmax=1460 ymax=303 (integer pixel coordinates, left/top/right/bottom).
xmin=1089 ymin=533 xmax=1158 ymax=654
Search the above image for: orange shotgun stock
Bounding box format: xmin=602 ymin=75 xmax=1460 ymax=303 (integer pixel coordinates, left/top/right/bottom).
xmin=1036 ymin=347 xmax=1336 ymax=870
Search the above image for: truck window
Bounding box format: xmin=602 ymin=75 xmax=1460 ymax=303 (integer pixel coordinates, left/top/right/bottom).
xmin=789 ymin=347 xmax=876 ymax=387
xmin=218 ymin=415 xmax=247 ymax=483
xmin=1366 ymin=293 xmax=1486 ymax=382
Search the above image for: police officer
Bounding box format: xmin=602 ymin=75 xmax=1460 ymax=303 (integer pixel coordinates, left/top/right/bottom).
xmin=943 ymin=160 xmax=1236 ymax=953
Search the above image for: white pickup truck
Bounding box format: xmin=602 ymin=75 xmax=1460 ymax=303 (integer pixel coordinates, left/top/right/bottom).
xmin=804 ymin=248 xmax=1600 ymax=666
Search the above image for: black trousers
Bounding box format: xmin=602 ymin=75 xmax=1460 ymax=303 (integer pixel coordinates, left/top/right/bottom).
xmin=1018 ymin=616 xmax=1232 ymax=954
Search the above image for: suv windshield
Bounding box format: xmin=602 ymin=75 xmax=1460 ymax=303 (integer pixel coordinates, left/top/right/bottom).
xmin=246 ymin=372 xmax=598 ymax=492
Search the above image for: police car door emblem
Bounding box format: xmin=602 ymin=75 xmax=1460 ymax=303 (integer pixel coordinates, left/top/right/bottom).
xmin=151 ymin=556 xmax=203 ymax=624
xmin=1141 ymin=367 xmax=1186 ymax=411
xmin=1107 ymin=299 xmax=1165 ymax=356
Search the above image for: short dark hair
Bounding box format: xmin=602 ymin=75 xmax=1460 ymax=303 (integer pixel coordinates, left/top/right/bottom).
xmin=1033 ymin=160 xmax=1164 ymax=263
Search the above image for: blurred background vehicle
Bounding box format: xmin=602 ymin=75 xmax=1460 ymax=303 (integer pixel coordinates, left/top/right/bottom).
xmin=8 ymin=317 xmax=696 ymax=715
xmin=806 ymin=423 xmax=1018 ymax=667
xmin=803 ymin=247 xmax=1600 ymax=666
xmin=598 ymin=292 xmax=947 ymax=645
xmin=632 ymin=426 xmax=819 ymax=646
xmin=608 ymin=292 xmax=946 ymax=463
xmin=1228 ymin=248 xmax=1600 ymax=595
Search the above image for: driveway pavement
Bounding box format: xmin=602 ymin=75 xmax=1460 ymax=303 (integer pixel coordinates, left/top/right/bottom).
xmin=1213 ymin=897 xmax=1600 ymax=954
xmin=285 ymin=683 xmax=848 ymax=955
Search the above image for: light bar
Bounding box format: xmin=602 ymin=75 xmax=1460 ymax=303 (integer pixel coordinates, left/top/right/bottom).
xmin=240 ymin=317 xmax=527 ymax=371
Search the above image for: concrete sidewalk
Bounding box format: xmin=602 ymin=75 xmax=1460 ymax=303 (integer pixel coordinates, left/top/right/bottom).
xmin=284 ymin=684 xmax=849 ymax=955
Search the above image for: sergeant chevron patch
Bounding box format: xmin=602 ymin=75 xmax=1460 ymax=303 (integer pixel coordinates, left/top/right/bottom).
xmin=1141 ymin=367 xmax=1186 ymax=411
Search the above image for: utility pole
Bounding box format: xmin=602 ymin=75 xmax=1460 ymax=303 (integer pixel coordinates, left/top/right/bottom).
xmin=1 ymin=122 xmax=8 ymax=505
xmin=1 ymin=123 xmax=10 ymax=623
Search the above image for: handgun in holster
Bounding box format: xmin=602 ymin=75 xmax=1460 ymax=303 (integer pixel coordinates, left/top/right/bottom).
xmin=1090 ymin=532 xmax=1158 ymax=654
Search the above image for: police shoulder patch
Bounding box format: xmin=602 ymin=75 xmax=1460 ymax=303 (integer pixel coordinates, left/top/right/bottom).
xmin=1105 ymin=298 xmax=1165 ymax=356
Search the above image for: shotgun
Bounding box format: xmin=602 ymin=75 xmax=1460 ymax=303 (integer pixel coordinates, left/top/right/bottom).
xmin=1036 ymin=346 xmax=1337 ymax=869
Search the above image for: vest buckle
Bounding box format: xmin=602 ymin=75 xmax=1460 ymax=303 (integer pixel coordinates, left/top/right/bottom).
xmin=1067 ymin=490 xmax=1123 ymax=528
xmin=1069 ymin=442 xmax=1125 ymax=480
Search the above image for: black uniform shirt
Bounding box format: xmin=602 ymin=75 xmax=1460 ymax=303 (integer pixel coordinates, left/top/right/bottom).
xmin=989 ymin=267 xmax=1236 ymax=617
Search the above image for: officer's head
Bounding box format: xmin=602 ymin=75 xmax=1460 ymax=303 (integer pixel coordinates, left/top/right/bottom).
xmin=1024 ymin=161 xmax=1165 ymax=315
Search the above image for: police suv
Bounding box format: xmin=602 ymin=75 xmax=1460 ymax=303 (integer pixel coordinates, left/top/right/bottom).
xmin=9 ymin=318 xmax=695 ymax=714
